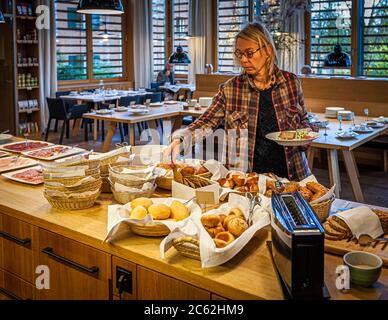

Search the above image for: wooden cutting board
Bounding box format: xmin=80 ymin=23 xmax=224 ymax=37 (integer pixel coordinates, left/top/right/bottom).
xmin=325 ymin=237 xmax=388 ymax=267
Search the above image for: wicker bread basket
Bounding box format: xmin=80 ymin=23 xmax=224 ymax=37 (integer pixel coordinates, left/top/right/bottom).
xmin=44 ymin=178 xmax=102 ymax=193
xmin=155 ymin=176 xmax=173 ymax=190
xmin=130 ymin=223 xmax=170 ymax=237
xmin=44 ymin=191 xmax=100 ymax=210
xmin=310 ymin=196 xmax=335 ymax=223
xmin=172 ymin=236 xmax=201 ymax=260
xmin=173 ymin=168 xmax=213 ymax=189
xmin=43 ymin=173 xmax=101 ymax=186
xmin=111 ymin=184 xmax=156 ymax=204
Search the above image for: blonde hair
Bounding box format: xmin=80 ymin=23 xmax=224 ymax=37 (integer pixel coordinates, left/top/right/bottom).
xmin=235 ymin=21 xmax=278 ymax=75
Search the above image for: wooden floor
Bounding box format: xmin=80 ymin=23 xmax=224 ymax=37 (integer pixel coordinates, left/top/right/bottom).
xmin=43 ymin=122 xmax=388 ymax=208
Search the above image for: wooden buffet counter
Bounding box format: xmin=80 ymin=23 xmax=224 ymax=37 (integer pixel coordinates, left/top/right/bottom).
xmin=0 ymin=177 xmax=387 ymax=300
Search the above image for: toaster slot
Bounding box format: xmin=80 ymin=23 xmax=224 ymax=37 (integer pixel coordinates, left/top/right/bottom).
xmin=282 ymin=195 xmax=308 ymax=227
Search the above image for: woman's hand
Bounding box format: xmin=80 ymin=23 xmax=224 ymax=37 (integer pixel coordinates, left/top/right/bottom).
xmin=162 ymin=139 xmax=181 ymax=163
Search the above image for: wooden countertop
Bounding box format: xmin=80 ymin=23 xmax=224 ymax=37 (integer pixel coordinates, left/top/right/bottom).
xmin=0 ymin=172 xmax=387 ymax=299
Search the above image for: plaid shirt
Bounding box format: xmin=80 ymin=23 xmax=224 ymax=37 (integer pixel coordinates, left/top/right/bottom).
xmin=173 ymin=68 xmax=316 ymax=181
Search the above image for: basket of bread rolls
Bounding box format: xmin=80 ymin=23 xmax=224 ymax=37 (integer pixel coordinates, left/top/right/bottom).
xmin=173 ymin=162 xmax=213 ymax=189
xmin=162 ymin=193 xmax=271 ymax=267
xmin=120 ymin=197 xmax=201 ymax=237
xmin=155 ymin=162 xmax=174 ymax=190
xmin=264 ymin=179 xmax=334 ymax=222
xmin=217 ymin=171 xmax=259 ymax=194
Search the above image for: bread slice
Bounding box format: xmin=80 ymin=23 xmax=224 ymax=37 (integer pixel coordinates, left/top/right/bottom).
xmin=323 ymin=222 xmax=348 ymax=240
xmin=328 ymin=216 xmax=352 ymax=235
xmin=279 ymin=131 xmax=295 ymax=140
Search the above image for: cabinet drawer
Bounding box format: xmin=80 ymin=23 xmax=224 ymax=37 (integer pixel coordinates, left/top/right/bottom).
xmin=112 ymin=256 xmax=137 ymax=300
xmin=0 ymin=268 xmax=35 ymax=300
xmin=137 ymin=266 xmax=210 ymax=300
xmin=37 ymin=229 xmax=111 ymax=300
xmin=0 ymin=214 xmax=38 ymax=282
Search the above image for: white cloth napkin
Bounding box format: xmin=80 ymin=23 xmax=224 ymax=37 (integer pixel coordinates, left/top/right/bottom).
xmin=335 ymin=206 xmax=384 ymax=239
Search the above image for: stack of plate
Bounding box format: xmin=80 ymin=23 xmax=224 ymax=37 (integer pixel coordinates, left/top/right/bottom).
xmin=337 ymin=110 xmax=353 ymax=121
xmin=198 ymin=97 xmax=213 ymax=108
xmin=325 ymin=107 xmax=345 ymax=118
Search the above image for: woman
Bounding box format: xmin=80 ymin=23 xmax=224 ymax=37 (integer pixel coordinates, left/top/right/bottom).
xmin=164 ymin=22 xmax=315 ymax=181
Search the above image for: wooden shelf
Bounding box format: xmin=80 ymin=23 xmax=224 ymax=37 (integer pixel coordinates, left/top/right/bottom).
xmin=18 ymin=86 xmax=40 ymax=90
xmin=18 ymin=108 xmax=40 ymax=114
xmin=16 ymin=40 xmax=38 ymax=45
xmin=17 ymin=64 xmax=40 ymax=68
xmin=16 ymin=15 xmax=37 ymax=20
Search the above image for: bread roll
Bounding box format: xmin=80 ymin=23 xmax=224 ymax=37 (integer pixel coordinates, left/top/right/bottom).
xmin=215 ymin=231 xmax=235 ymax=245
xmin=206 ymin=223 xmax=225 ymax=238
xmin=195 ymin=166 xmax=209 ymax=175
xmin=227 ymin=218 xmax=248 ymax=237
xmin=223 ymin=215 xmax=237 ymax=229
xmin=148 ymin=204 xmax=171 ymax=220
xmin=250 ymin=184 xmax=259 ymax=193
xmin=228 ymin=208 xmax=245 ymax=220
xmin=232 ymin=174 xmax=245 ymax=186
xmin=201 ymin=214 xmax=220 ymax=228
xmin=218 ymin=214 xmax=227 ymax=226
xmin=214 ymin=238 xmax=228 ymax=248
xmin=170 ymin=200 xmax=189 ymax=221
xmin=131 ymin=197 xmax=153 ymax=210
xmin=130 ymin=206 xmax=148 ymax=220
xmin=180 ymin=166 xmax=196 ymax=176
xmin=299 ymin=186 xmax=313 ymax=202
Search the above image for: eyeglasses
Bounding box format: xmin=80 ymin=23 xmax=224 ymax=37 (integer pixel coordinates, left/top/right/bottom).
xmin=234 ymin=45 xmax=266 ymax=60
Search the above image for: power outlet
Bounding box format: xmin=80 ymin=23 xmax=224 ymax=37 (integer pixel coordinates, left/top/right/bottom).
xmin=116 ymin=267 xmax=132 ymax=295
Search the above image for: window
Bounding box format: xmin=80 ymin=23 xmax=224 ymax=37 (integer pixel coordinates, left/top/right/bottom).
xmin=56 ymin=0 xmax=87 ymax=81
xmin=55 ymin=0 xmax=125 ymax=82
xmin=92 ymin=14 xmax=123 ymax=79
xmin=152 ymin=0 xmax=166 ymax=78
xmin=217 ymin=0 xmax=250 ymax=73
xmin=310 ymin=0 xmax=352 ymax=76
xmin=253 ymin=0 xmax=280 ymax=32
xmin=172 ymin=0 xmax=189 ymax=75
xmin=363 ymin=0 xmax=388 ymax=78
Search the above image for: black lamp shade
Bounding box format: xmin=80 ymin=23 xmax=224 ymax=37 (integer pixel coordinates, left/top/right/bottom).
xmin=168 ymin=46 xmax=191 ymax=64
xmin=323 ymin=44 xmax=351 ymax=68
xmin=77 ymin=0 xmax=124 ymax=15
xmin=0 ymin=10 xmax=5 ymax=23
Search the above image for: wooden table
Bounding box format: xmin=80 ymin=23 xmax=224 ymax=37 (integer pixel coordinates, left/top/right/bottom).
xmin=83 ymin=106 xmax=206 ymax=152
xmin=308 ymin=114 xmax=388 ymax=203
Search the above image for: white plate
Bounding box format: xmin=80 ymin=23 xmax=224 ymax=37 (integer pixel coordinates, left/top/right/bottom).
xmin=335 ymin=131 xmax=359 ymax=139
xmin=2 ymin=165 xmax=43 ymax=185
xmin=363 ymin=121 xmax=385 ymax=128
xmin=0 ymin=134 xmax=13 ymax=142
xmin=163 ymin=100 xmax=179 ymax=105
xmin=21 ymin=145 xmax=85 ymax=161
xmin=351 ymin=125 xmax=374 ymax=133
xmin=96 ymin=109 xmax=113 ymax=115
xmin=265 ymin=131 xmax=320 ymax=146
xmin=0 ymin=140 xmax=53 ymax=153
xmin=114 ymin=107 xmax=129 ymax=112
xmin=373 ymin=117 xmax=388 ymax=124
xmin=0 ymin=156 xmax=38 ymax=173
xmin=128 ymin=109 xmax=149 ymax=116
xmin=149 ymin=102 xmax=164 ymax=107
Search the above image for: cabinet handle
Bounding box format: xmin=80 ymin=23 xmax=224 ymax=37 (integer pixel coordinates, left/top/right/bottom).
xmin=41 ymin=247 xmax=99 ymax=276
xmin=0 ymin=231 xmax=31 ymax=246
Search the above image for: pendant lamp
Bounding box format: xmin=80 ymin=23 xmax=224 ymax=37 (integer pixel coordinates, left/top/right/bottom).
xmin=77 ymin=0 xmax=124 ymax=15
xmin=168 ymin=46 xmax=191 ymax=64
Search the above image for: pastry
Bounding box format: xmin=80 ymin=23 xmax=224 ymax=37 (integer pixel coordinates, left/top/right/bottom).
xmin=223 ymin=215 xmax=237 ymax=229
xmin=246 ymin=176 xmax=258 ymax=187
xmin=284 ymin=181 xmax=299 ymax=193
xmin=299 ymin=186 xmax=313 ymax=202
xmin=218 ymin=214 xmax=227 ymax=225
xmin=170 ymin=200 xmax=189 ymax=221
xmin=266 ymin=179 xmax=276 ymax=190
xmin=232 ymin=174 xmax=245 ymax=186
xmin=247 ymin=172 xmax=258 ymax=178
xmin=180 ymin=166 xmax=196 ymax=176
xmin=310 ymin=192 xmax=324 ymax=202
xmin=306 ymin=181 xmax=328 ymax=194
xmin=206 ymin=223 xmax=225 ymax=238
xmin=265 ymin=189 xmax=273 ymax=198
xmin=228 ymin=208 xmax=245 ymax=220
xmin=130 ymin=205 xmax=148 ymax=220
xmin=227 ymin=218 xmax=248 ymax=237
xmin=279 ymin=131 xmax=296 ymax=140
xmin=148 ymin=204 xmax=171 ymax=220
xmin=235 ymin=186 xmax=249 ymax=193
xmin=201 ymin=214 xmax=221 ymax=228
xmin=195 ymin=166 xmax=209 ymax=175
xmin=250 ymin=184 xmax=259 ymax=193
xmin=214 ymin=238 xmax=228 ymax=248
xmin=131 ymin=197 xmax=153 ymax=210
xmin=215 ymin=231 xmax=235 ymax=245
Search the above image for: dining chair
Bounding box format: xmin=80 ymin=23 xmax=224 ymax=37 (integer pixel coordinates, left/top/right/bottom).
xmin=45 ymin=97 xmax=91 ymax=144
